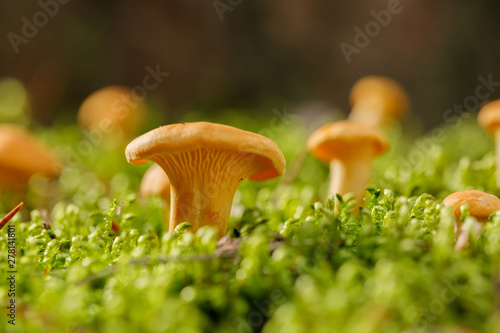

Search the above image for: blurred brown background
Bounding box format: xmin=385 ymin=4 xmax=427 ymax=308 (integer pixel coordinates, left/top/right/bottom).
xmin=1 ymin=0 xmax=499 ymax=127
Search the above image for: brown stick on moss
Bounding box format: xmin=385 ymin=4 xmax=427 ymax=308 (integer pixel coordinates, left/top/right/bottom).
xmin=0 ymin=202 xmax=24 ymax=230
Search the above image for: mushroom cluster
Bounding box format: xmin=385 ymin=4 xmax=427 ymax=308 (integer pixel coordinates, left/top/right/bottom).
xmin=126 ymin=122 xmax=286 ymax=238
xmin=5 ymin=72 xmax=500 ymax=256
xmin=53 ymin=74 xmax=500 ymax=252
xmin=304 ymin=75 xmax=404 ymax=210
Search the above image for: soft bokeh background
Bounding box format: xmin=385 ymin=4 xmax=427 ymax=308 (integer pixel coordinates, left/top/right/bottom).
xmin=1 ymin=0 xmax=500 ymax=127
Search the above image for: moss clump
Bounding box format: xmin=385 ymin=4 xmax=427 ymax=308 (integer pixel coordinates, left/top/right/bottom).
xmin=1 ymin=114 xmax=500 ymax=333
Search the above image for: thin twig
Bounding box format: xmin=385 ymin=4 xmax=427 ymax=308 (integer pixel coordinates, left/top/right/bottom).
xmin=0 ymin=202 xmax=24 ymax=231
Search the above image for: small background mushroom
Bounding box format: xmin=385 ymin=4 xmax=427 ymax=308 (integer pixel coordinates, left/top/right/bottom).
xmin=442 ymin=190 xmax=500 ymax=250
xmin=140 ymin=163 xmax=171 ymax=225
xmin=0 ymin=124 xmax=59 ymax=191
xmin=140 ymin=163 xmax=171 ymax=201
xmin=0 ymin=124 xmax=60 ymax=210
xmin=308 ymin=120 xmax=389 ymax=210
xmin=478 ymin=99 xmax=500 ymax=188
xmin=77 ymin=86 xmax=146 ymax=149
xmin=348 ymin=76 xmax=409 ymax=127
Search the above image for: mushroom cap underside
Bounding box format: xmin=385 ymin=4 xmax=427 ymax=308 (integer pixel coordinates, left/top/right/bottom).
xmin=307 ymin=121 xmax=389 ymax=163
xmin=442 ymin=190 xmax=500 ymax=221
xmin=126 ymin=122 xmax=286 ymax=181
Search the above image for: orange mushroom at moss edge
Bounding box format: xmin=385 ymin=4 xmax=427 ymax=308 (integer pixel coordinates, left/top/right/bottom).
xmin=140 ymin=163 xmax=171 ymax=225
xmin=442 ymin=190 xmax=500 ymax=250
xmin=307 ymin=121 xmax=389 ymax=210
xmin=126 ymin=122 xmax=286 ymax=238
xmin=478 ymin=99 xmax=500 ymax=188
xmin=348 ymin=76 xmax=409 ymax=126
xmin=0 ymin=124 xmax=60 ymax=191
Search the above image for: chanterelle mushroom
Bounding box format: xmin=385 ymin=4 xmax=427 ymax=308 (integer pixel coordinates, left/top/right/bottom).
xmin=348 ymin=76 xmax=409 ymax=126
xmin=442 ymin=190 xmax=500 ymax=250
xmin=307 ymin=121 xmax=389 ymax=209
xmin=77 ymin=86 xmax=145 ymax=147
xmin=0 ymin=124 xmax=59 ymax=190
xmin=126 ymin=122 xmax=286 ymax=237
xmin=478 ymin=99 xmax=500 ymax=188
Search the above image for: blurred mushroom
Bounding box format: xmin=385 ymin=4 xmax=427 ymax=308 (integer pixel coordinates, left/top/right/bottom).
xmin=126 ymin=122 xmax=286 ymax=238
xmin=140 ymin=163 xmax=171 ymax=225
xmin=77 ymin=86 xmax=145 ymax=148
xmin=307 ymin=121 xmax=389 ymax=210
xmin=141 ymin=163 xmax=171 ymax=200
xmin=0 ymin=124 xmax=59 ymax=191
xmin=348 ymin=76 xmax=409 ymax=126
xmin=442 ymin=190 xmax=500 ymax=250
xmin=478 ymin=99 xmax=500 ymax=187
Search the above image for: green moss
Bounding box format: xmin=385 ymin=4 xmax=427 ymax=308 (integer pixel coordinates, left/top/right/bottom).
xmin=1 ymin=114 xmax=500 ymax=333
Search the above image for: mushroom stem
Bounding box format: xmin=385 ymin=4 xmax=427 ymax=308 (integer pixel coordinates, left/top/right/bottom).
xmin=153 ymin=149 xmax=264 ymax=238
xmin=169 ymin=178 xmax=240 ymax=237
xmin=349 ymin=102 xmax=384 ymax=127
xmin=455 ymin=220 xmax=485 ymax=251
xmin=348 ymin=76 xmax=409 ymax=127
xmin=329 ymin=145 xmax=374 ymax=208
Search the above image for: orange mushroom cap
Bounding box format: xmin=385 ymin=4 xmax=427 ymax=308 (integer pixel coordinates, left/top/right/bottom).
xmin=0 ymin=124 xmax=59 ymax=189
xmin=307 ymin=121 xmax=389 ymax=163
xmin=349 ymin=76 xmax=409 ymax=122
xmin=77 ymin=86 xmax=144 ymax=143
xmin=442 ymin=190 xmax=500 ymax=222
xmin=126 ymin=122 xmax=286 ymax=181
